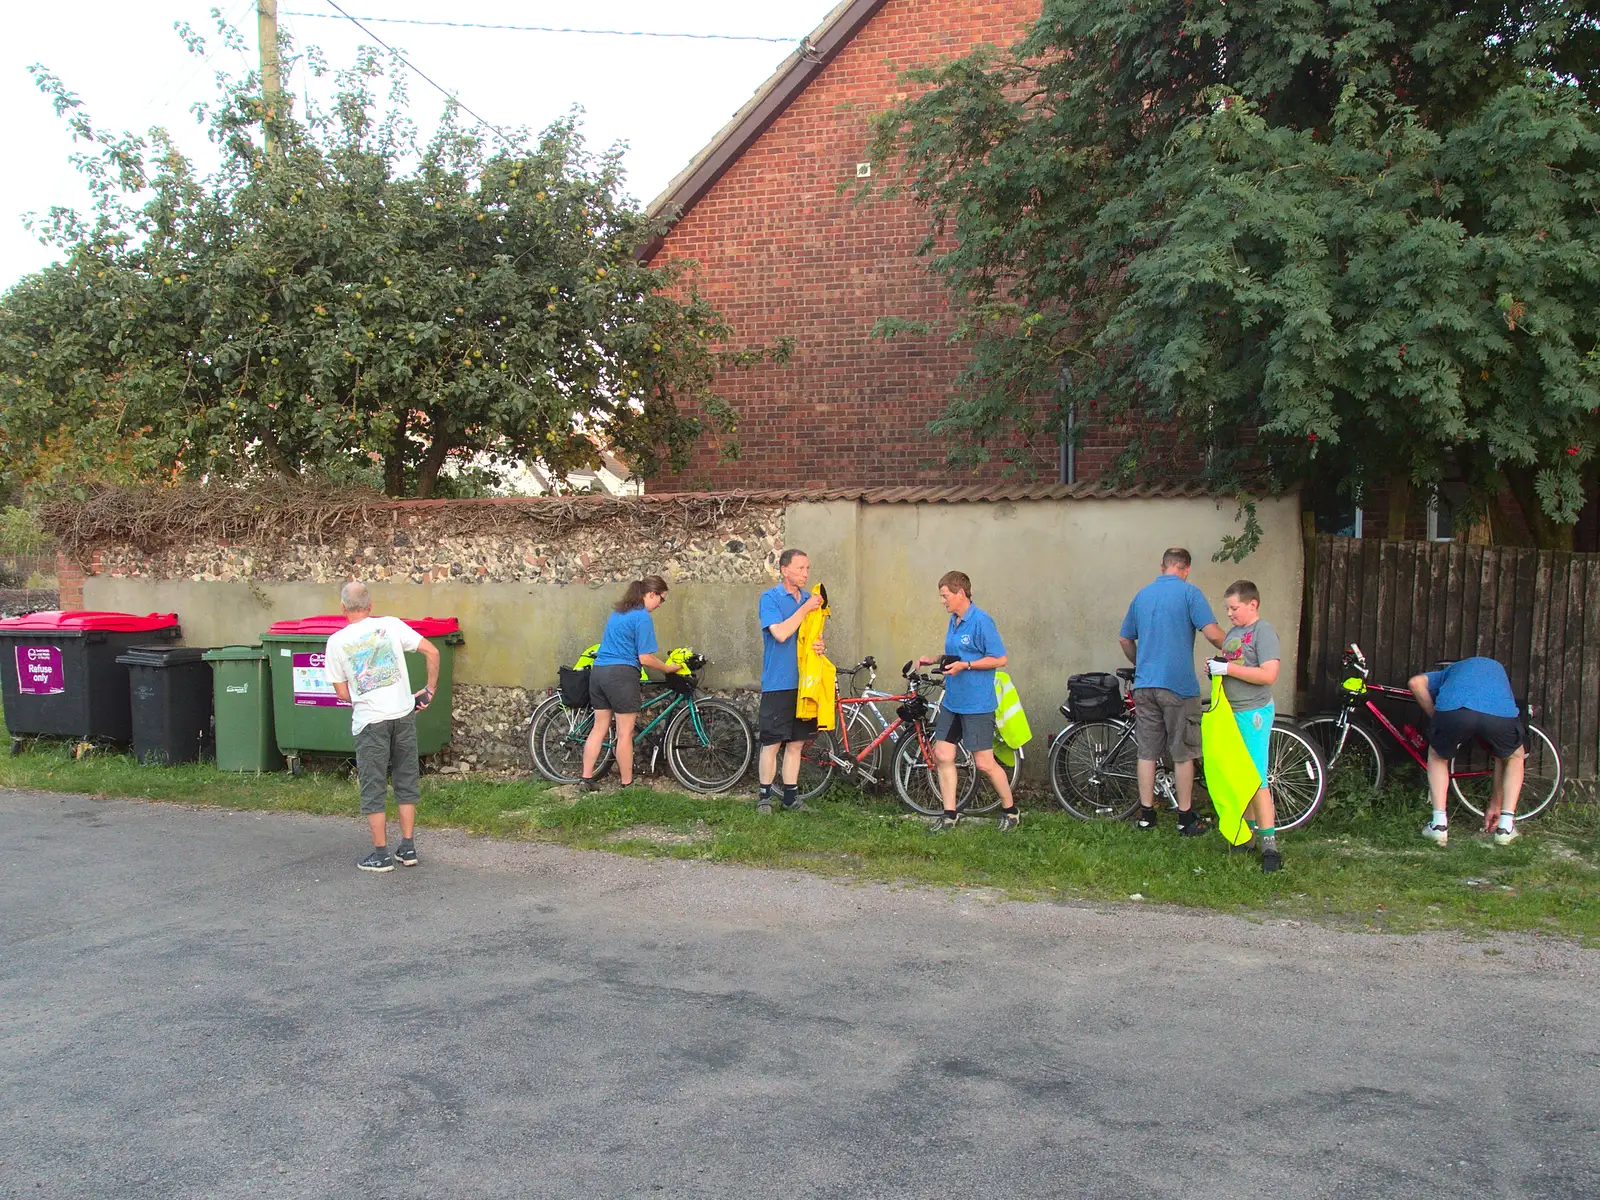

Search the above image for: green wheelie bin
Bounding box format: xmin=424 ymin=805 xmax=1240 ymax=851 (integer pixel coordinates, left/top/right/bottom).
xmin=203 ymin=645 xmax=283 ymax=772
xmin=259 ymin=616 xmax=463 ymax=776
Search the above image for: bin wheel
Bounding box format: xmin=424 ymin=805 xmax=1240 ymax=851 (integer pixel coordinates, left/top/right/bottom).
xmin=287 ymin=755 xmax=303 ymax=778
xmin=9 ymin=738 xmax=21 ymax=757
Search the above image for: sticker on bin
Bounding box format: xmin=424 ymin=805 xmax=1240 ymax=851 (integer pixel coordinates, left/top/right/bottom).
xmin=16 ymin=645 xmax=65 ymax=695
xmin=291 ymin=652 xmax=351 ymax=708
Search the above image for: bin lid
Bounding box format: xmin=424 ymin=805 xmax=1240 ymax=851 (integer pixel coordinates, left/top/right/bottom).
xmin=115 ymin=645 xmax=211 ymax=667
xmin=0 ymin=610 xmax=180 ymax=633
xmin=265 ymin=615 xmax=461 ymax=638
xmin=201 ymin=644 xmax=268 ymax=662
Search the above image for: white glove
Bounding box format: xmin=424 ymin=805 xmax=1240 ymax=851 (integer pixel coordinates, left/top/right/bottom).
xmin=1207 ymin=659 xmax=1230 ymax=678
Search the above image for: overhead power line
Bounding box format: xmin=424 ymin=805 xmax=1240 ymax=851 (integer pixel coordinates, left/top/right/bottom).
xmin=315 ymin=0 xmax=517 ymax=146
xmin=282 ymin=11 xmax=802 ymax=44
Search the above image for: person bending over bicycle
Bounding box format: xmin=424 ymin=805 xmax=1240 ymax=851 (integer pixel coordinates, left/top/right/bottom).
xmin=580 ymin=575 xmax=686 ymax=792
xmin=1207 ymin=580 xmax=1283 ymax=873
xmin=916 ymin=570 xmax=1019 ymax=833
xmin=1408 ymin=657 xmax=1525 ymax=847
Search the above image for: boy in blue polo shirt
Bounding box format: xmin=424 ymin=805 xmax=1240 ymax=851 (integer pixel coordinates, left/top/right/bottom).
xmin=755 ymin=548 xmax=825 ymax=814
xmin=916 ymin=570 xmax=1018 ymax=833
xmin=1409 ymin=657 xmax=1526 ymax=846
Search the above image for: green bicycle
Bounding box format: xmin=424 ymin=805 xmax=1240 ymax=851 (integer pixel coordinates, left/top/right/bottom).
xmin=528 ymin=655 xmax=754 ymax=794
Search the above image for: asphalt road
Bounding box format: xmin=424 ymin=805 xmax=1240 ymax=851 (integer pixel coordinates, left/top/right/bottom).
xmin=1 ymin=787 xmax=1597 ymax=1199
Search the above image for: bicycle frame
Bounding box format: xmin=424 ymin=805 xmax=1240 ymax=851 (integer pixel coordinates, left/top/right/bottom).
xmin=568 ymin=684 xmax=710 ymax=757
xmin=1333 ymin=672 xmax=1495 ymax=784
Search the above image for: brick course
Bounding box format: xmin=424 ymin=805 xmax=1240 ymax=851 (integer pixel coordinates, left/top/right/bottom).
xmin=649 ymin=0 xmax=1083 ymax=491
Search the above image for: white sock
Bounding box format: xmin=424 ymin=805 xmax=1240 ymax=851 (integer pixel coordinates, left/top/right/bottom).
xmin=1498 ymin=813 xmax=1515 ymax=832
xmin=1430 ymin=811 xmax=1448 ymax=829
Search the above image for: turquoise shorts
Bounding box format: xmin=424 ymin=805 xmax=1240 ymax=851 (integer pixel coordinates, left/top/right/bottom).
xmin=1233 ymin=702 xmax=1275 ymax=782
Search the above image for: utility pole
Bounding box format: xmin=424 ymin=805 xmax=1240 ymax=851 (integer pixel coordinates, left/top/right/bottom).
xmin=257 ymin=0 xmax=282 ymax=158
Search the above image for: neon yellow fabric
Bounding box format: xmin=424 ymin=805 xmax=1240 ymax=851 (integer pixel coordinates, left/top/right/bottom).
xmin=1201 ymin=676 xmax=1262 ymax=846
xmin=991 ymin=671 xmax=1032 ymax=768
xmin=795 ymin=585 xmax=836 ymax=731
xmin=574 ymin=642 xmax=649 ymax=681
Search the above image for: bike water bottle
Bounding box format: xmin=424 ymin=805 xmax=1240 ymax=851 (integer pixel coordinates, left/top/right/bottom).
xmin=1401 ymin=723 xmax=1427 ymax=752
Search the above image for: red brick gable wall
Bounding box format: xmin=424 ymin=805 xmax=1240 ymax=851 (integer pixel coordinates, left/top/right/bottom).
xmin=648 ymin=0 xmax=1059 ymax=491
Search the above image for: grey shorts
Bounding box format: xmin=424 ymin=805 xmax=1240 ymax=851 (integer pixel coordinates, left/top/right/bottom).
xmin=354 ymin=714 xmax=421 ymax=814
xmin=1133 ymin=688 xmax=1201 ymax=763
xmin=934 ymin=707 xmax=995 ymax=753
xmin=589 ymin=664 xmax=642 ymax=714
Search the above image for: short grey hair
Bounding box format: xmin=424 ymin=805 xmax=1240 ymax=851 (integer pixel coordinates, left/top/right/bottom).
xmin=340 ymin=581 xmax=373 ymax=612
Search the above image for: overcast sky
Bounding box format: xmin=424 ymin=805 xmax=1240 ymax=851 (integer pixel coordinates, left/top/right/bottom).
xmin=0 ymin=0 xmax=842 ymax=289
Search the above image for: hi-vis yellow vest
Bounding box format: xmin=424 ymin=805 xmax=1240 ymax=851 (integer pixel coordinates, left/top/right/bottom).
xmin=991 ymin=671 xmax=1032 ymax=767
xmin=795 ymin=585 xmax=836 ymax=731
xmin=573 ymin=642 xmax=648 ymax=681
xmin=1200 ymin=675 xmax=1261 ymax=846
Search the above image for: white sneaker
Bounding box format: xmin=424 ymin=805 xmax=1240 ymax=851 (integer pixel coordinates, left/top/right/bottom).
xmin=1493 ymin=825 xmax=1519 ymax=846
xmin=1421 ymin=822 xmax=1449 ymax=847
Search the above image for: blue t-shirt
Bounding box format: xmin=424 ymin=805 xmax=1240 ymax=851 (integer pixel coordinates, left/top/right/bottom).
xmin=942 ymin=605 xmax=1005 ymax=714
xmin=759 ymin=585 xmax=807 ymax=692
xmin=594 ymin=607 xmax=658 ymax=668
xmin=1119 ymin=574 xmax=1218 ymax=698
xmin=1425 ymin=657 xmax=1518 ymax=719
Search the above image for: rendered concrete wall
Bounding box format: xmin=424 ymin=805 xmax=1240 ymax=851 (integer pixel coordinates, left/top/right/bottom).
xmin=84 ymin=494 xmax=1303 ymax=769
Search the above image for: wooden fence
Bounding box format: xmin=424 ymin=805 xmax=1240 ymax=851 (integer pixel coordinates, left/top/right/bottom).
xmin=1304 ymin=536 xmax=1600 ymax=783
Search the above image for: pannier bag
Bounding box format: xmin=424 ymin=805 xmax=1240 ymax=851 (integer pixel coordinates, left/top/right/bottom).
xmin=558 ymin=665 xmax=592 ymax=710
xmin=896 ymin=695 xmax=930 ymax=724
xmin=1064 ymin=672 xmax=1122 ymax=722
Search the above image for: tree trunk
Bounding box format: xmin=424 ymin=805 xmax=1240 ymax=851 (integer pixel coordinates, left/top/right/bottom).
xmin=1386 ymin=473 xmax=1412 ymax=540
xmin=1503 ymin=466 xmax=1576 ymax=552
xmin=384 ymin=411 xmax=409 ymax=498
xmin=414 ymin=433 xmax=452 ymax=500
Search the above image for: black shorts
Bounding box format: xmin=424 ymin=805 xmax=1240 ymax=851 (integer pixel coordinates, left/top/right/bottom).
xmin=758 ymin=689 xmax=817 ymax=746
xmin=1428 ymin=707 xmax=1525 ymax=760
xmin=589 ymin=665 xmax=642 ymax=715
xmin=934 ymin=707 xmax=995 ymax=753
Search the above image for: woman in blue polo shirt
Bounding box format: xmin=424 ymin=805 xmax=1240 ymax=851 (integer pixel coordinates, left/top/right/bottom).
xmin=916 ymin=569 xmax=1019 ymax=833
xmin=580 ymin=574 xmax=685 ymax=791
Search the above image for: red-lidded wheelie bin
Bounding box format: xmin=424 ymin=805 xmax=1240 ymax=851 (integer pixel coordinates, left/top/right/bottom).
xmin=0 ymin=611 xmax=182 ymax=754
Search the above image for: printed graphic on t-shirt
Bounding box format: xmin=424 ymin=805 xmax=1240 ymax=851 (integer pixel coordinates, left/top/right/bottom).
xmin=343 ymin=628 xmax=403 ymax=697
xmin=1223 ymin=630 xmax=1254 ymax=662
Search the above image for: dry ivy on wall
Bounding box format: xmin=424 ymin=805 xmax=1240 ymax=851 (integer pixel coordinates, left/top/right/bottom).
xmin=43 ymin=482 xmax=773 ymax=563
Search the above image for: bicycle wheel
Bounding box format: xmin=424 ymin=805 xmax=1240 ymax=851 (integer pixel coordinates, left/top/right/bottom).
xmin=962 ymin=744 xmax=1023 ymax=814
xmin=531 ymin=702 xmax=609 ymax=785
xmin=891 ymin=724 xmax=977 ymax=815
xmin=525 ymin=693 xmax=563 ymax=777
xmin=1450 ymin=721 xmax=1564 ymax=820
xmin=1050 ymin=719 xmax=1140 ymax=820
xmin=1266 ymin=718 xmax=1326 ymax=832
xmin=1301 ymin=714 xmax=1386 ymax=795
xmin=796 ymin=706 xmax=881 ymax=802
xmin=665 ymin=698 xmax=755 ymax=794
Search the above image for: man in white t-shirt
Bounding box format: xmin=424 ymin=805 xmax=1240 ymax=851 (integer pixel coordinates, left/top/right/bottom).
xmin=323 ymin=581 xmax=440 ymax=873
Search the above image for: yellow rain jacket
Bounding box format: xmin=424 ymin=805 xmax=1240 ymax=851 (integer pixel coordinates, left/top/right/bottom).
xmin=992 ymin=671 xmax=1033 ymax=768
xmin=795 ymin=585 xmax=836 ymax=731
xmin=1200 ymin=676 xmax=1262 ymax=846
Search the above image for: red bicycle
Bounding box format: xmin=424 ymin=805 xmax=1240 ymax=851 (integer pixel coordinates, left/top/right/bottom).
xmin=794 ymin=658 xmax=985 ymax=814
xmin=1301 ymin=644 xmax=1564 ymax=819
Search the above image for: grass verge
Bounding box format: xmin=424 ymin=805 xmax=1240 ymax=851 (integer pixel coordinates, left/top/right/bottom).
xmin=3 ymin=735 xmax=1597 ymax=941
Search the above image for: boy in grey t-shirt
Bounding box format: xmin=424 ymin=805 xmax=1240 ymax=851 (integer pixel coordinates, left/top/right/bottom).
xmin=1205 ymin=580 xmax=1283 ymax=872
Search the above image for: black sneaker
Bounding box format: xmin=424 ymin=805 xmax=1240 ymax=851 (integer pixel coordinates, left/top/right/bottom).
xmin=756 ymin=796 xmax=773 ymax=815
xmin=358 ymin=849 xmax=394 ymax=873
xmin=928 ymin=812 xmax=961 ymax=834
xmin=1136 ymin=806 xmax=1158 ymax=830
xmin=1177 ymin=814 xmax=1208 ymax=838
xmin=577 ymin=778 xmax=597 ymax=794
xmin=781 ymin=798 xmax=811 ymax=813
xmin=394 ymin=841 xmax=418 ymax=868
xmin=995 ymin=809 xmax=1020 ymax=832
xmin=1261 ymin=848 xmax=1282 ymax=874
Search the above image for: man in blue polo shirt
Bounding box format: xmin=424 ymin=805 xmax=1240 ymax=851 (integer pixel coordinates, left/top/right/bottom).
xmin=1118 ymin=547 xmax=1225 ymax=835
xmin=1409 ymin=657 xmax=1526 ymax=846
xmin=756 ymin=548 xmax=825 ymax=814
xmin=916 ymin=570 xmax=1018 ymax=833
